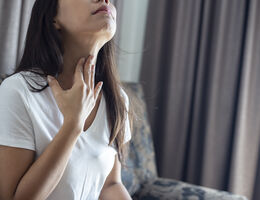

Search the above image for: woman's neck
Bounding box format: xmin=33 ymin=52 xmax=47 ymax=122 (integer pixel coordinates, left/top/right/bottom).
xmin=57 ymin=37 xmax=104 ymax=90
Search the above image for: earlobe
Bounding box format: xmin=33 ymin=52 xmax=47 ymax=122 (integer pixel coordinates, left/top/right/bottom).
xmin=53 ymin=19 xmax=61 ymax=31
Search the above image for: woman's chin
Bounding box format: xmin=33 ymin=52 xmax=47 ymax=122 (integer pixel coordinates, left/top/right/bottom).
xmin=95 ymin=25 xmax=116 ymax=39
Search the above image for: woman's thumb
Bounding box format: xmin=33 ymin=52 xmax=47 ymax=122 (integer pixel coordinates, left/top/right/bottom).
xmin=47 ymin=75 xmax=62 ymax=95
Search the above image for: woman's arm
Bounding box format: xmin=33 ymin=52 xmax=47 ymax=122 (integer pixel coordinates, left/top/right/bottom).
xmin=13 ymin=120 xmax=81 ymax=200
xmin=99 ymin=154 xmax=132 ymax=200
xmin=99 ymin=183 xmax=132 ymax=200
xmin=0 ymin=120 xmax=81 ymax=200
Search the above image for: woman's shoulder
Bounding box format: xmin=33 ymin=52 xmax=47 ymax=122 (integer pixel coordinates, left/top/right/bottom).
xmin=0 ymin=72 xmax=26 ymax=91
xmin=0 ymin=72 xmax=30 ymax=108
xmin=1 ymin=70 xmax=47 ymax=91
xmin=0 ymin=70 xmax=44 ymax=101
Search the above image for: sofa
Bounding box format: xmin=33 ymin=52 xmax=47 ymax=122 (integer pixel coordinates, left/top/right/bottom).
xmin=121 ymin=82 xmax=248 ymax=200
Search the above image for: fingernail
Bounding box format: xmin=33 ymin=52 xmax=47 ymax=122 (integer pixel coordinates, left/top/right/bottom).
xmin=47 ymin=75 xmax=53 ymax=82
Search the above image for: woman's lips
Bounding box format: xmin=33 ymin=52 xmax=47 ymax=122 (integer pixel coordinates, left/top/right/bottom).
xmin=92 ymin=6 xmax=114 ymax=20
xmin=93 ymin=7 xmax=111 ymax=15
xmin=95 ymin=10 xmax=111 ymax=14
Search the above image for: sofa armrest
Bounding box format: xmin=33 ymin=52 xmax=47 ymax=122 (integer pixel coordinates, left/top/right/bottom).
xmin=132 ymin=177 xmax=248 ymax=200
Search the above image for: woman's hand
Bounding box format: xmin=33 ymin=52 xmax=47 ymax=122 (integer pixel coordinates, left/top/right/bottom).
xmin=47 ymin=55 xmax=103 ymax=133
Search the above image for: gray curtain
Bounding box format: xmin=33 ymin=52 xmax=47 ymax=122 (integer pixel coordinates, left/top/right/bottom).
xmin=0 ymin=0 xmax=34 ymax=75
xmin=140 ymin=0 xmax=260 ymax=200
xmin=0 ymin=0 xmax=123 ymax=76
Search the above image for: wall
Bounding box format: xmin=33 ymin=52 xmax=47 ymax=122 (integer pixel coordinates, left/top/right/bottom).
xmin=116 ymin=0 xmax=149 ymax=82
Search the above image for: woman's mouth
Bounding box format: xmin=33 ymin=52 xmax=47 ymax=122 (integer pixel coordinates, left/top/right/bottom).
xmin=95 ymin=10 xmax=111 ymax=15
xmin=92 ymin=6 xmax=111 ymax=15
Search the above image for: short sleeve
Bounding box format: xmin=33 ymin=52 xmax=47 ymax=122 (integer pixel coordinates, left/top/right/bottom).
xmin=119 ymin=86 xmax=131 ymax=144
xmin=0 ymin=74 xmax=35 ymax=151
xmin=124 ymin=109 xmax=131 ymax=144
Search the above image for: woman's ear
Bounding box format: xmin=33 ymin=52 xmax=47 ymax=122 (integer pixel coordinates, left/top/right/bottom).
xmin=53 ymin=19 xmax=61 ymax=31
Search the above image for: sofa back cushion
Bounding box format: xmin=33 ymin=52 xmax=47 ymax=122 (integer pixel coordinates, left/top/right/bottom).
xmin=121 ymin=82 xmax=158 ymax=195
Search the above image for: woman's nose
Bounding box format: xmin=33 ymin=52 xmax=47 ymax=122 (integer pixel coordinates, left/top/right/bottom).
xmin=95 ymin=0 xmax=109 ymax=4
xmin=93 ymin=0 xmax=110 ymax=5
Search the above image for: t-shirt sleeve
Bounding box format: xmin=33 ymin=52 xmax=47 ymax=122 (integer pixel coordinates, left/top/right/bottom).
xmin=0 ymin=75 xmax=35 ymax=151
xmin=124 ymin=109 xmax=131 ymax=144
xmin=119 ymin=86 xmax=132 ymax=144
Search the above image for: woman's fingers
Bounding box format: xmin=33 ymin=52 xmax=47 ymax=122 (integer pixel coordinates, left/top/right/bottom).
xmin=84 ymin=55 xmax=94 ymax=89
xmin=74 ymin=57 xmax=85 ymax=84
xmin=73 ymin=56 xmax=97 ymax=94
xmin=94 ymin=81 xmax=103 ymax=101
xmin=90 ymin=64 xmax=95 ymax=90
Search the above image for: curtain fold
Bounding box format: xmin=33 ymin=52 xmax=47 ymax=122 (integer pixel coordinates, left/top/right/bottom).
xmin=140 ymin=0 xmax=260 ymax=199
xmin=229 ymin=0 xmax=260 ymax=197
xmin=0 ymin=0 xmax=34 ymax=75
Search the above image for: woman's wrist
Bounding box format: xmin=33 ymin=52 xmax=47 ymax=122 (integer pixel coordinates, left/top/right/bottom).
xmin=63 ymin=117 xmax=83 ymax=136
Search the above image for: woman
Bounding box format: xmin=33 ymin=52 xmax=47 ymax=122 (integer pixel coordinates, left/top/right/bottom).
xmin=0 ymin=0 xmax=134 ymax=199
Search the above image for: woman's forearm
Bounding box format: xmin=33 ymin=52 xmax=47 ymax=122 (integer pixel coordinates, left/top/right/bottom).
xmin=13 ymin=120 xmax=81 ymax=200
xmin=99 ymin=183 xmax=132 ymax=200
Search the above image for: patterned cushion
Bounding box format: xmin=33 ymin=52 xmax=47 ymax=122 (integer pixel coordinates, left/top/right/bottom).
xmin=121 ymin=82 xmax=158 ymax=195
xmin=131 ymin=177 xmax=248 ymax=200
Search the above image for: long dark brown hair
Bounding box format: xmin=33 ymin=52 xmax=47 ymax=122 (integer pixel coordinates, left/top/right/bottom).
xmin=4 ymin=0 xmax=135 ymax=168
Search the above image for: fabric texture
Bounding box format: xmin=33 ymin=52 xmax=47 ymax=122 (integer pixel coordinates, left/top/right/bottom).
xmin=134 ymin=177 xmax=248 ymax=200
xmin=0 ymin=71 xmax=131 ymax=200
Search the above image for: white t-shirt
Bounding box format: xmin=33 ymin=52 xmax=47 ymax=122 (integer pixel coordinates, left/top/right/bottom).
xmin=0 ymin=71 xmax=131 ymax=200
